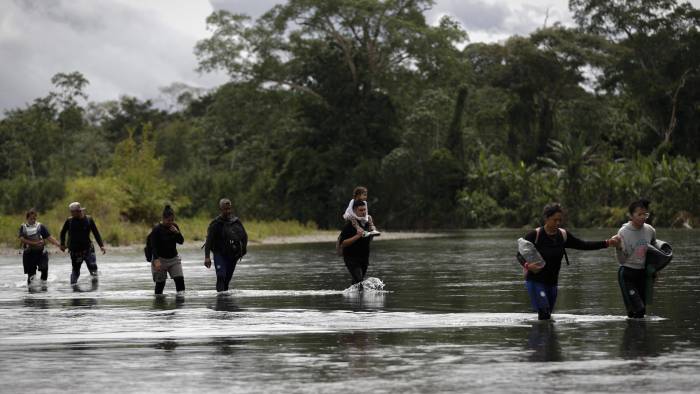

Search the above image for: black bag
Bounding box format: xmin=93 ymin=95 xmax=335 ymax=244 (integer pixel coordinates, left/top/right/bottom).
xmin=221 ymin=221 xmax=244 ymax=258
xmin=144 ymin=230 xmax=153 ymax=262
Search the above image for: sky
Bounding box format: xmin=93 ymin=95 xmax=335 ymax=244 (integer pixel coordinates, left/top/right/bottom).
xmin=0 ymin=0 xmax=697 ymax=113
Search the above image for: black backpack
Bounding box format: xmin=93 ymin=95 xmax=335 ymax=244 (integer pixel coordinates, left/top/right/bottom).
xmin=144 ymin=229 xmax=154 ymax=262
xmin=221 ymin=220 xmax=244 ymax=258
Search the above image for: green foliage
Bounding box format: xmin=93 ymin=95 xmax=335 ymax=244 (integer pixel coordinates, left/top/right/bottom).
xmin=1 ymin=1 xmax=699 ymax=237
xmin=109 ymin=124 xmax=188 ymax=223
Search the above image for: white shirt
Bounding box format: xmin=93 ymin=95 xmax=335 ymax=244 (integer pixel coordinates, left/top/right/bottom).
xmin=616 ymin=222 xmax=656 ymax=269
xmin=342 ymin=199 xmax=369 ymax=223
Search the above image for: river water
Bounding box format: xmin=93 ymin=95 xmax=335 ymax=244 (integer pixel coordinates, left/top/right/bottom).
xmin=0 ymin=229 xmax=698 ymax=393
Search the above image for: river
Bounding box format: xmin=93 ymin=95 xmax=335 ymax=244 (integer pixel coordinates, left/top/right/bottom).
xmin=0 ymin=229 xmax=698 ymax=393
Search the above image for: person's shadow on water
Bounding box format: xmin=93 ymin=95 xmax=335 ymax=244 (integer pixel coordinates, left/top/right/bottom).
xmin=620 ymin=319 xmax=659 ymax=359
xmin=152 ymin=295 xmax=186 ymax=310
xmin=213 ymin=293 xmax=240 ymax=313
xmin=527 ymin=322 xmax=563 ymax=362
xmin=23 ymin=297 xmax=50 ymax=309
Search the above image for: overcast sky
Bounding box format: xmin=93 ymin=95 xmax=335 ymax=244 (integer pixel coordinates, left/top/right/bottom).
xmin=1 ymin=0 xmax=697 ymax=113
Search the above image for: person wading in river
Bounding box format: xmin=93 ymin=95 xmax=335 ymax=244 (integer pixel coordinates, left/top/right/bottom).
xmin=338 ymin=200 xmax=376 ymax=288
xmin=59 ymin=202 xmax=106 ymax=286
xmin=204 ymin=198 xmax=248 ymax=293
xmin=148 ymin=205 xmax=185 ymax=295
xmin=521 ymin=203 xmax=619 ymax=320
xmin=615 ymin=198 xmax=660 ymax=319
xmin=18 ymin=208 xmax=61 ymax=287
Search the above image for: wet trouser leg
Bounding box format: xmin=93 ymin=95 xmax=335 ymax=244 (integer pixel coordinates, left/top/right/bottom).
xmin=344 ymin=257 xmax=369 ymax=285
xmin=618 ymin=266 xmax=647 ymax=318
xmin=24 ymin=250 xmax=48 ymax=284
xmin=214 ymin=253 xmax=237 ymax=292
xmin=173 ymin=277 xmax=185 ymax=292
xmin=155 ymin=281 xmax=166 ymax=294
xmin=70 ymin=248 xmax=98 ymax=284
xmin=526 ymin=280 xmax=558 ymax=320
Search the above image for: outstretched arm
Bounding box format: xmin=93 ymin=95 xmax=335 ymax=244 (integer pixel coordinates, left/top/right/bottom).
xmin=564 ymin=231 xmax=610 ymax=250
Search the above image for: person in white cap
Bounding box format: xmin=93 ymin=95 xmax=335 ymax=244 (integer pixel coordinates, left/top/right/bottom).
xmin=59 ymin=202 xmax=106 ymax=285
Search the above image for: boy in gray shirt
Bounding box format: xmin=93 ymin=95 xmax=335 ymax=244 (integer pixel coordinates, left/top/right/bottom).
xmin=615 ymin=198 xmax=656 ymax=318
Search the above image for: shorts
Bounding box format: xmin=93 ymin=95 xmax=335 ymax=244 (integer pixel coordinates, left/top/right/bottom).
xmin=152 ymin=255 xmax=184 ymax=282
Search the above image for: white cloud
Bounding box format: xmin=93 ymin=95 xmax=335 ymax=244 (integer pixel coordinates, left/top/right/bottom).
xmin=0 ymin=0 xmax=228 ymax=113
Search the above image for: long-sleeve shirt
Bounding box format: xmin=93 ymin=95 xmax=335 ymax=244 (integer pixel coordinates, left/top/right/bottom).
xmin=524 ymin=228 xmax=608 ymax=285
xmin=60 ymin=216 xmax=104 ymax=251
xmin=616 ymin=222 xmax=656 ymax=270
xmin=150 ymin=223 xmax=184 ymax=260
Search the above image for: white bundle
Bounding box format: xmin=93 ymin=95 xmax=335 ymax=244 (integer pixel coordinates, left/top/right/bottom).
xmin=517 ymin=238 xmax=545 ymax=268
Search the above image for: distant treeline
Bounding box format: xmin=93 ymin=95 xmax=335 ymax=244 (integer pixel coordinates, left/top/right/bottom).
xmin=1 ymin=0 xmax=699 ymax=229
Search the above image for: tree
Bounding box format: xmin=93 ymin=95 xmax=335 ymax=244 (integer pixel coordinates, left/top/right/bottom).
xmin=570 ymin=0 xmax=700 ymax=153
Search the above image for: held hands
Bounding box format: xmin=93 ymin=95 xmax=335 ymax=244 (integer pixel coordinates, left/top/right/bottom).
xmin=606 ymin=235 xmax=621 ymax=248
xmin=204 ymin=257 xmax=212 ymax=269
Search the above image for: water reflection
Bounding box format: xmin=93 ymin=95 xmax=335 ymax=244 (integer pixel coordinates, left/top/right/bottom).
xmin=526 ymin=322 xmax=563 ymax=362
xmin=68 ymin=298 xmax=98 ymax=308
xmin=342 ymin=291 xmax=386 ymax=310
xmin=338 ymin=331 xmax=379 ymax=373
xmin=152 ymin=295 xmax=186 ymax=310
xmin=212 ymin=294 xmax=240 ymax=312
xmin=620 ymin=320 xmax=659 ymax=359
xmin=23 ymin=297 xmax=50 ymax=309
xmin=154 ymin=340 xmax=179 ymax=352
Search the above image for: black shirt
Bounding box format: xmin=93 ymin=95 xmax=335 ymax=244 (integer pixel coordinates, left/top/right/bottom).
xmin=339 ymin=221 xmax=371 ymax=262
xmin=60 ymin=216 xmax=104 ymax=252
xmin=524 ymin=229 xmax=607 ymax=285
xmin=150 ymin=223 xmax=184 ymax=259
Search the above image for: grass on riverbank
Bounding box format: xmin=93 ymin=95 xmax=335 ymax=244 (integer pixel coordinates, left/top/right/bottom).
xmin=0 ymin=214 xmax=322 ymax=248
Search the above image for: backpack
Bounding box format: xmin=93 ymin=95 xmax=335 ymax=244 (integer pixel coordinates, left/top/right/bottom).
xmin=516 ymin=227 xmax=570 ymax=266
xmin=144 ymin=228 xmax=154 ymax=262
xmin=221 ymin=220 xmax=244 ymax=258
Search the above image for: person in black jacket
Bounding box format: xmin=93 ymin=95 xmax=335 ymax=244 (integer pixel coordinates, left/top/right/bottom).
xmin=59 ymin=202 xmax=106 ymax=285
xmin=338 ymin=200 xmax=374 ymax=288
xmin=204 ymin=198 xmax=248 ymax=293
xmin=149 ymin=205 xmax=185 ymax=295
xmin=521 ymin=203 xmax=619 ymax=320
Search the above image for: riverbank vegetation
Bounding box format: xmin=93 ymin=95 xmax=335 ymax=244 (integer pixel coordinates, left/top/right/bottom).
xmin=1 ymin=0 xmax=698 ymax=246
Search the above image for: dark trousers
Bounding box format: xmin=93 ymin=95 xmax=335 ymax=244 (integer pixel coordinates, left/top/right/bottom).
xmin=344 ymin=256 xmax=369 ymax=285
xmin=526 ymin=280 xmax=558 ymax=320
xmin=214 ymin=253 xmax=238 ymax=292
xmin=618 ymin=266 xmax=647 ymax=318
xmin=70 ymin=247 xmax=98 ymax=284
xmin=23 ymin=249 xmax=48 ymax=283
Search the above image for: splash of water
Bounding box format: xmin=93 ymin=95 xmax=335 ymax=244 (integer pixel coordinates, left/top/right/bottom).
xmin=343 ymin=277 xmax=385 ymax=293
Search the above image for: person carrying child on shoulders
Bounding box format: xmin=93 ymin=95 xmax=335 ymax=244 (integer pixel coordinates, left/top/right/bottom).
xmin=342 ymin=186 xmax=380 ymax=238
